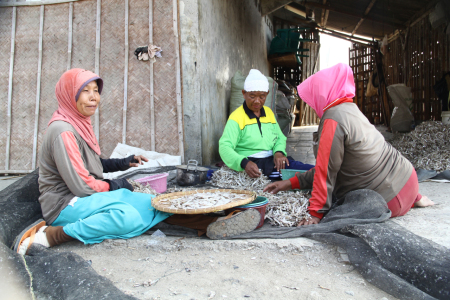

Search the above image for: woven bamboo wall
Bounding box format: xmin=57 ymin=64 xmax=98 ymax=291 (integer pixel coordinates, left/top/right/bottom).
xmin=0 ymin=0 xmax=183 ymax=173
xmin=383 ymin=20 xmax=450 ymax=121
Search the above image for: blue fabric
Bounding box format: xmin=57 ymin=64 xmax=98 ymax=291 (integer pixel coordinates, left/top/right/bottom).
xmin=52 ymin=189 xmax=172 ymax=244
xmin=286 ymin=158 xmax=315 ymax=171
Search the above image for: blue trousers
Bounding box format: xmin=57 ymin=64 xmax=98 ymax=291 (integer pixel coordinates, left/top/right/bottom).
xmin=52 ymin=189 xmax=172 ymax=244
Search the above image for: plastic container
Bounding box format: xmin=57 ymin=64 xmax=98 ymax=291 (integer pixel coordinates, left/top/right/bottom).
xmin=281 ymin=169 xmax=307 ymax=180
xmin=135 ymin=173 xmax=168 ymax=193
xmin=233 ymin=196 xmax=269 ymax=229
xmin=442 ymin=111 xmax=450 ymax=125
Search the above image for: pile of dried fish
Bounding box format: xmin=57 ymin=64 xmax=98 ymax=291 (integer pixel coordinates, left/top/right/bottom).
xmin=210 ymin=166 xmax=271 ymax=190
xmin=264 ymin=190 xmax=310 ymax=227
xmin=211 ymin=166 xmax=311 ymax=226
xmin=158 ymin=192 xmax=248 ymax=210
xmin=389 ymin=121 xmax=450 ymax=172
xmin=128 ymin=180 xmax=158 ymax=195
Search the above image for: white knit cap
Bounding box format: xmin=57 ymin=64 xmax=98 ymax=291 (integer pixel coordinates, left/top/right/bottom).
xmin=244 ymin=69 xmax=269 ymax=92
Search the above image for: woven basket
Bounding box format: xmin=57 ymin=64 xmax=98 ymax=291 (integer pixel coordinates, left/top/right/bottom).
xmin=152 ymin=189 xmax=256 ymax=214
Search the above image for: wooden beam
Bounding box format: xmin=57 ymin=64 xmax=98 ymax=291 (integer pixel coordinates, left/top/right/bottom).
xmin=149 ymin=0 xmax=155 ymax=151
xmin=352 ymin=0 xmax=377 ymax=36
xmin=123 ymin=0 xmax=128 ymax=144
xmin=32 ymin=5 xmax=44 ymax=170
xmin=319 ymin=27 xmax=374 ymax=44
xmin=261 ymin=0 xmax=293 ymax=16
xmin=303 ymin=1 xmax=404 ymax=28
xmin=5 ymin=7 xmax=16 ymax=171
xmin=404 ymin=0 xmax=441 ymax=27
xmin=320 ymin=0 xmax=328 ymax=28
xmin=173 ymin=0 xmax=184 ymax=162
xmin=94 ymin=0 xmax=101 ymax=141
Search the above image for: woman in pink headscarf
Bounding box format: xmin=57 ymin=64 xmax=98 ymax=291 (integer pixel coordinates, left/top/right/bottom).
xmin=14 ymin=69 xmax=260 ymax=255
xmin=264 ymin=63 xmax=434 ymax=225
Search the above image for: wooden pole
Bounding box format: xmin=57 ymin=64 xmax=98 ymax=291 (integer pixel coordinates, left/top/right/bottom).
xmin=5 ymin=7 xmax=16 ymax=171
xmin=32 ymin=5 xmax=44 ymax=170
xmin=173 ymin=0 xmax=184 ymax=162
xmin=67 ymin=2 xmax=73 ymax=70
xmin=123 ymin=0 xmax=128 ymax=144
xmin=94 ymin=0 xmax=101 ymax=140
xmin=149 ymin=0 xmax=155 ymax=151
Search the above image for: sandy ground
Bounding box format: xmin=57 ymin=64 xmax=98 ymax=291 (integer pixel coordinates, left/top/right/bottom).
xmin=39 ymin=181 xmax=445 ymax=300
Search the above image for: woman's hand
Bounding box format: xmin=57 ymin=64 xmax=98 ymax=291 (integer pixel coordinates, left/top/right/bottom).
xmin=273 ymin=152 xmax=289 ymax=172
xmin=245 ymin=161 xmax=262 ymax=178
xmin=297 ymin=216 xmax=320 ymax=226
xmin=129 ymin=155 xmax=149 ymax=167
xmin=263 ymin=179 xmax=292 ymax=194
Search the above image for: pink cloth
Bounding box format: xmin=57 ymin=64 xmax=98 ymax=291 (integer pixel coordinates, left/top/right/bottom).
xmin=49 ymin=69 xmax=103 ymax=155
xmin=297 ymin=63 xmax=355 ymax=118
xmin=387 ymin=169 xmax=422 ymax=218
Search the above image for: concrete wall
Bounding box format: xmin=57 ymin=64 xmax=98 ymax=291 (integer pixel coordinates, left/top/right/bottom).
xmin=180 ymin=0 xmax=271 ymax=165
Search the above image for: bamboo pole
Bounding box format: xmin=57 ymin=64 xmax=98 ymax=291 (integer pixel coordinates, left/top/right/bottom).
xmin=67 ymin=2 xmax=73 ymax=70
xmin=173 ymin=0 xmax=184 ymax=162
xmin=5 ymin=7 xmax=17 ymax=171
xmin=0 ymin=0 xmax=79 ymax=7
xmin=32 ymin=5 xmax=45 ymax=170
xmin=94 ymin=0 xmax=101 ymax=140
xmin=123 ymin=0 xmax=128 ymax=144
xmin=149 ymin=0 xmax=155 ymax=150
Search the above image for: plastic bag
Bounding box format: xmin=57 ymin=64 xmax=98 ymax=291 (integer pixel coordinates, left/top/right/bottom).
xmin=366 ymin=72 xmax=378 ymax=97
xmin=387 ymin=84 xmax=414 ymax=132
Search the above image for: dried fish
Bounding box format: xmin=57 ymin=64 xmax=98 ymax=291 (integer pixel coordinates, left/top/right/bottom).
xmin=389 ymin=121 xmax=450 ymax=172
xmin=159 ymin=191 xmax=249 ymax=210
xmin=211 ymin=166 xmax=311 ymax=226
xmin=128 ymin=180 xmax=158 ymax=195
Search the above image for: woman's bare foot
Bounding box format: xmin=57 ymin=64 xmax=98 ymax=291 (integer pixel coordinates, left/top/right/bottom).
xmin=415 ymin=195 xmax=435 ymax=207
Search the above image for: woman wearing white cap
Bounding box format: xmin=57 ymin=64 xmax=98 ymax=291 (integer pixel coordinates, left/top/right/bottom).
xmin=219 ymin=69 xmax=314 ymax=179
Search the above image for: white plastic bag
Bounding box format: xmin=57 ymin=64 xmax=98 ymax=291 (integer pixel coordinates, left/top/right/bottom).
xmin=387 ymin=84 xmax=414 ymax=132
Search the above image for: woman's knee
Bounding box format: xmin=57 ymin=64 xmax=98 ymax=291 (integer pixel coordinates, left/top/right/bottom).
xmin=108 ymin=205 xmax=143 ymax=234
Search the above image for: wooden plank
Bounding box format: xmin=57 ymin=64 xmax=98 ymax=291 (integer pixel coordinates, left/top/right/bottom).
xmin=123 ymin=0 xmax=128 ymax=144
xmin=149 ymin=0 xmax=155 ymax=150
xmin=67 ymin=1 xmax=73 ymax=70
xmin=94 ymin=0 xmax=101 ymax=140
xmin=32 ymin=5 xmax=44 ymax=170
xmin=5 ymin=6 xmax=16 ymax=171
xmin=174 ymin=0 xmax=184 ymax=161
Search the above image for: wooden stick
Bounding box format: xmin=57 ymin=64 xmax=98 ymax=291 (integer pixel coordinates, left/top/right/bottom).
xmin=123 ymin=0 xmax=129 ymax=144
xmin=94 ymin=0 xmax=101 ymax=140
xmin=149 ymin=0 xmax=155 ymax=151
xmin=173 ymin=0 xmax=184 ymax=162
xmin=32 ymin=5 xmax=45 ymax=170
xmin=6 ymin=7 xmax=16 ymax=171
xmin=0 ymin=0 xmax=79 ymax=7
xmin=67 ymin=2 xmax=73 ymax=70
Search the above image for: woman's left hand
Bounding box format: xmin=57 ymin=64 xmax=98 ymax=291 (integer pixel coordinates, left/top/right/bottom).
xmin=273 ymin=152 xmax=289 ymax=171
xmin=130 ymin=155 xmax=149 ymax=167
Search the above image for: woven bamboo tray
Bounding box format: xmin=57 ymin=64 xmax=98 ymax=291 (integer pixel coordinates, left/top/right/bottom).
xmin=151 ymin=189 xmax=256 ymax=214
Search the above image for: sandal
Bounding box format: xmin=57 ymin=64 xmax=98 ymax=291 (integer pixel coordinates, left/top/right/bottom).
xmin=206 ymin=209 xmax=260 ymax=240
xmin=13 ymin=219 xmax=46 ymax=255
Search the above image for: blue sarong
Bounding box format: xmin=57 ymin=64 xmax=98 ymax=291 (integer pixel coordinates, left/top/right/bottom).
xmin=52 ymin=189 xmax=172 ymax=244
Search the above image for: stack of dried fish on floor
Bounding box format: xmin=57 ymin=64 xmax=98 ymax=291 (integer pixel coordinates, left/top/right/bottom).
xmin=389 ymin=121 xmax=450 ymax=172
xmin=211 ymin=166 xmax=311 ymax=227
xmin=158 ymin=191 xmax=248 ymax=210
xmin=128 ymin=180 xmax=158 ymax=195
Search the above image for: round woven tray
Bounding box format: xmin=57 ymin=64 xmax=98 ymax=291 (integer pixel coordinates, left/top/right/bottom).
xmin=151 ymin=189 xmax=256 ymax=214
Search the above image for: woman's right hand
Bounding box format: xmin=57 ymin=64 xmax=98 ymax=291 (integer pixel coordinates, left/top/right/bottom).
xmin=263 ymin=179 xmax=292 ymax=194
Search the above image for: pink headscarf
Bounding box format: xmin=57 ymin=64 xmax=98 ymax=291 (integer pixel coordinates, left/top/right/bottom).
xmin=48 ymin=68 xmax=103 ymax=155
xmin=297 ymin=63 xmax=355 ymax=118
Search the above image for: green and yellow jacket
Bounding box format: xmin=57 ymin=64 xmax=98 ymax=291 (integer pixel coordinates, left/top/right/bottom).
xmin=219 ymin=102 xmax=287 ymax=172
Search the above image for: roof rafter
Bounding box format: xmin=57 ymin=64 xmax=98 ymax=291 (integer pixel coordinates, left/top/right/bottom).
xmin=351 ymin=0 xmax=377 ymax=36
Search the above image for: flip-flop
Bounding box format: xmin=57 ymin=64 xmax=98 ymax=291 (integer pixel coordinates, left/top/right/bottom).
xmin=12 ymin=219 xmax=46 ymax=254
xmin=206 ymin=209 xmax=260 ymax=240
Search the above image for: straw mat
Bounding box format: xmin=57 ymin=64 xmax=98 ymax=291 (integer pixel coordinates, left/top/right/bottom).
xmin=152 ymin=189 xmax=256 ymax=214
